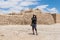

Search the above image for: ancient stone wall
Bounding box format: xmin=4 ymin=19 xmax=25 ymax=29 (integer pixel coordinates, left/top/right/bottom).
xmin=0 ymin=13 xmax=55 ymax=25
xmin=37 ymin=13 xmax=55 ymax=24
xmin=51 ymin=14 xmax=56 ymax=23
xmin=56 ymin=14 xmax=60 ymax=23
xmin=0 ymin=15 xmax=24 ymax=25
xmin=0 ymin=9 xmax=60 ymax=25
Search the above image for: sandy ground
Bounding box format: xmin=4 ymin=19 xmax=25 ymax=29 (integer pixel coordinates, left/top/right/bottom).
xmin=0 ymin=23 xmax=60 ymax=40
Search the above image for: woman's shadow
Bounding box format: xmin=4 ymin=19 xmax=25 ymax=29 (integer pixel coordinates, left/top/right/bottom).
xmin=28 ymin=33 xmax=34 ymax=35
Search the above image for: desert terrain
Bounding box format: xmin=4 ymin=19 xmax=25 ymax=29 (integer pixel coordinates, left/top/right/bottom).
xmin=0 ymin=9 xmax=60 ymax=40
xmin=0 ymin=23 xmax=60 ymax=40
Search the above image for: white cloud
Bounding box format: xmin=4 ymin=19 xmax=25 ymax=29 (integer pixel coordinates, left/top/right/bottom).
xmin=0 ymin=0 xmax=59 ymax=14
xmin=24 ymin=0 xmax=37 ymax=1
xmin=35 ymin=5 xmax=48 ymax=9
xmin=0 ymin=0 xmax=23 ymax=8
xmin=34 ymin=5 xmax=59 ymax=13
xmin=34 ymin=5 xmax=48 ymax=13
xmin=47 ymin=8 xmax=59 ymax=13
xmin=20 ymin=1 xmax=37 ymax=6
xmin=0 ymin=0 xmax=38 ymax=14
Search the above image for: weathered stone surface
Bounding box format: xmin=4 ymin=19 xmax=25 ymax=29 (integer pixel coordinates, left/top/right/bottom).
xmin=56 ymin=14 xmax=60 ymax=23
xmin=0 ymin=9 xmax=55 ymax=25
xmin=0 ymin=15 xmax=24 ymax=25
xmin=23 ymin=13 xmax=55 ymax=25
xmin=37 ymin=13 xmax=55 ymax=24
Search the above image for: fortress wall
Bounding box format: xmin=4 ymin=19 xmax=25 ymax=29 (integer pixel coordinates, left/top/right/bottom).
xmin=51 ymin=14 xmax=56 ymax=23
xmin=56 ymin=14 xmax=60 ymax=23
xmin=0 ymin=15 xmax=24 ymax=25
xmin=22 ymin=12 xmax=55 ymax=25
xmin=0 ymin=13 xmax=60 ymax=25
xmin=51 ymin=14 xmax=60 ymax=23
xmin=37 ymin=13 xmax=55 ymax=24
xmin=0 ymin=9 xmax=60 ymax=25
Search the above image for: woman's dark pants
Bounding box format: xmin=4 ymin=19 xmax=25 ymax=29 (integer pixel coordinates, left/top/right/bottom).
xmin=32 ymin=24 xmax=37 ymax=35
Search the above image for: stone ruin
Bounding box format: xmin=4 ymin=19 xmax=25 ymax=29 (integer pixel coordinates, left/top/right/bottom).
xmin=0 ymin=9 xmax=56 ymax=25
xmin=22 ymin=9 xmax=55 ymax=25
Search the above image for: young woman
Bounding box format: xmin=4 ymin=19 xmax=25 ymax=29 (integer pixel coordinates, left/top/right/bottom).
xmin=31 ymin=14 xmax=38 ymax=35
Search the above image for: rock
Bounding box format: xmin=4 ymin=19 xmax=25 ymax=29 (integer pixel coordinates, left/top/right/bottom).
xmin=0 ymin=9 xmax=55 ymax=25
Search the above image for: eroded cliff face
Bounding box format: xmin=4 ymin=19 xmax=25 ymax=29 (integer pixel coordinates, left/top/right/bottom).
xmin=37 ymin=13 xmax=55 ymax=24
xmin=0 ymin=9 xmax=55 ymax=25
xmin=22 ymin=9 xmax=55 ymax=25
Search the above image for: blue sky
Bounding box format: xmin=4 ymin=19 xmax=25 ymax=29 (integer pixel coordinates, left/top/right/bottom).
xmin=39 ymin=0 xmax=59 ymax=12
xmin=0 ymin=0 xmax=59 ymax=14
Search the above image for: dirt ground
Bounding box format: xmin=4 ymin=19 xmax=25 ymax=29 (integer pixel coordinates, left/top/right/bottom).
xmin=0 ymin=23 xmax=60 ymax=40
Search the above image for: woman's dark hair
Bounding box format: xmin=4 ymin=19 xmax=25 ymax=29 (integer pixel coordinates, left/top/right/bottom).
xmin=33 ymin=15 xmax=36 ymax=18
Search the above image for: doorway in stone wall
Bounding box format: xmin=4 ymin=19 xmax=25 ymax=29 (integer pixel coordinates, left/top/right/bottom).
xmin=52 ymin=14 xmax=56 ymax=23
